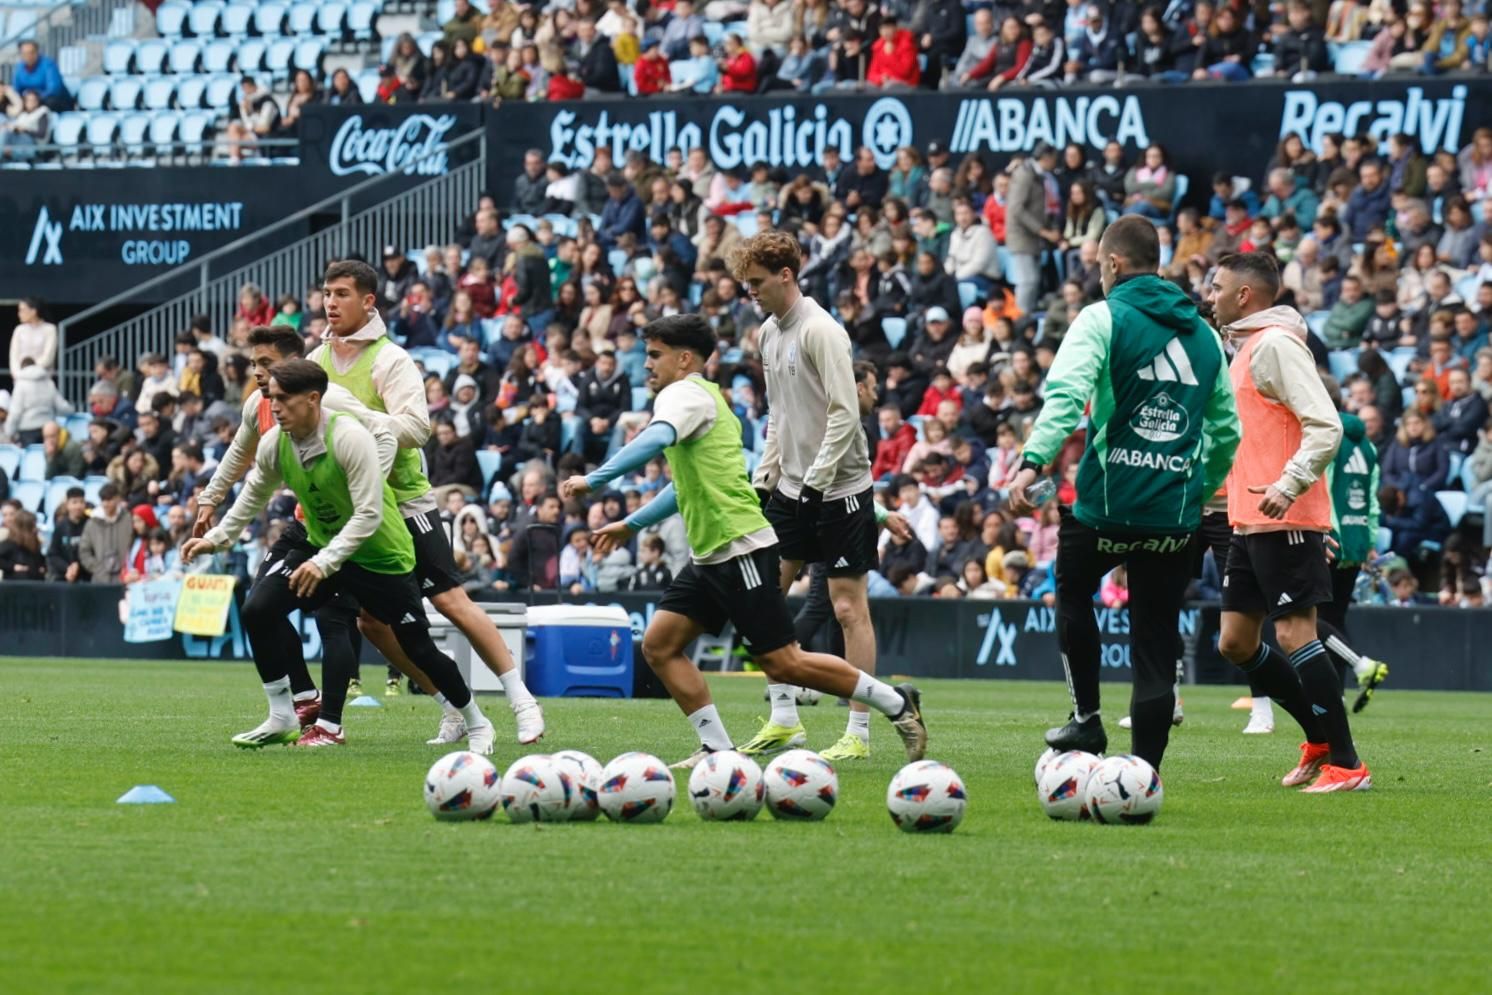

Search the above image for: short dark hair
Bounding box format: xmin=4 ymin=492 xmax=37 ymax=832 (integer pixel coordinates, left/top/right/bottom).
xmin=853 ymin=360 xmax=878 ymax=383
xmin=642 ymin=314 xmax=715 ymax=365
xmin=1218 ymin=252 xmax=1282 ymax=301
xmin=247 ymin=325 xmax=305 ymax=358
xmin=1099 ymin=215 xmax=1161 ymax=272
xmin=268 ymin=358 xmax=329 ymax=397
xmin=324 ymin=259 xmax=379 ymax=296
xmin=189 ymin=314 xmax=212 ymax=335
xmin=99 ymin=482 xmax=120 ymax=500
xmin=66 ymin=486 xmax=85 ymax=500
xmin=151 ymin=392 xmax=177 ymax=413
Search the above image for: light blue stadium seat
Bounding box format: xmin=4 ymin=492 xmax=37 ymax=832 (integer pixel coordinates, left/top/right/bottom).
xmin=204 ymin=74 xmax=238 ymax=108
xmin=237 ymin=39 xmax=267 ymax=72
xmin=1333 ymin=40 xmax=1371 ymax=75
xmin=437 ymin=0 xmax=455 ymax=25
xmin=702 ymin=21 xmax=726 ymax=45
xmin=347 ymin=1 xmax=379 ymax=39
xmin=64 ymin=414 xmax=91 ymax=440
xmin=316 ymin=2 xmax=348 ymax=34
xmin=85 ymin=113 xmax=120 ymax=155
xmin=1374 ymin=526 xmax=1391 ymax=554
xmin=178 ymin=110 xmax=213 ymax=148
xmin=221 ymin=2 xmax=254 ymax=37
xmin=380 ymin=36 xmax=397 ymax=62
xmin=188 ymin=1 xmax=224 ymax=37
xmin=103 ymin=39 xmax=135 ymax=75
xmin=5 ymin=9 xmax=39 ymax=42
xmin=416 ymin=31 xmax=438 ymax=55
xmin=287 ymin=1 xmax=317 ymax=35
xmin=1168 ymin=174 xmax=1189 ymax=225
xmin=84 ymin=476 xmax=107 ymax=506
xmin=265 ymin=38 xmax=296 ymax=77
xmin=631 ymin=386 xmax=650 ymax=410
xmin=608 ymin=248 xmax=629 ymax=274
xmin=294 ymin=39 xmax=327 ymax=74
xmin=168 ymin=40 xmax=201 ymax=74
xmin=1436 ymin=491 xmax=1468 ymax=528
xmin=419 ymin=352 xmax=454 ymax=378
xmin=354 ymin=67 xmax=382 ymax=102
xmin=150 ymin=111 xmax=181 ymax=154
xmin=19 ymin=446 xmax=47 ymax=481
xmin=476 ymin=450 xmax=503 ymax=490
xmin=142 ymin=75 xmax=176 ymax=110
xmin=560 ymin=416 xmax=577 ymax=454
xmin=1456 ymin=274 xmax=1481 ymax=301
xmin=254 ymin=2 xmax=288 ymax=35
xmin=1447 ymin=451 xmax=1465 ymax=487
xmin=1386 ymin=348 xmax=1414 ymax=383
xmin=202 ymin=39 xmax=237 ymax=73
xmin=109 ymin=76 xmax=143 ymax=110
xmin=12 ymin=480 xmax=44 ymax=513
xmin=1305 ymin=310 xmax=1330 ymax=337
xmin=118 ymin=112 xmax=152 ymax=154
xmin=0 ymin=444 xmax=19 ymax=479
xmin=136 ymin=38 xmax=169 ymax=74
xmin=882 ymin=316 xmax=908 ymax=349
xmin=51 ymin=112 xmax=85 ymax=157
xmin=75 ymin=76 xmax=110 ymax=111
xmin=1327 ymin=350 xmax=1357 ymax=383
xmin=958 ymin=281 xmax=981 ymax=310
xmin=734 ymin=213 xmax=759 ymax=238
xmin=480 ymin=319 xmax=503 ymax=348
xmin=45 ymin=477 xmax=83 ymax=519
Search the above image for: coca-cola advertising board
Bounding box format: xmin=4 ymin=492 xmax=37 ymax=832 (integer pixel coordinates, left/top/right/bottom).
xmin=296 ymin=103 xmax=485 ymax=198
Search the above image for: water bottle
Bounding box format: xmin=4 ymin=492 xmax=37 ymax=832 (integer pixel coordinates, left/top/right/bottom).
xmin=1026 ymin=476 xmax=1057 ymax=506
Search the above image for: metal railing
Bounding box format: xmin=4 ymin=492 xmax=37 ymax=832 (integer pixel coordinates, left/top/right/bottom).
xmin=57 ymin=128 xmax=487 ymax=403
xmin=0 ymin=0 xmax=139 ymax=83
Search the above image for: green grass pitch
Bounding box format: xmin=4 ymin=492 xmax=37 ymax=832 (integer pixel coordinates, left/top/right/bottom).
xmin=2 ymin=657 xmax=1488 ymax=994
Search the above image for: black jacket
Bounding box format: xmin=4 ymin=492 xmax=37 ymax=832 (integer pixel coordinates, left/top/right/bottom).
xmin=1273 ymin=26 xmax=1328 ymax=74
xmin=514 ymin=411 xmax=562 ymax=464
xmin=578 ymin=39 xmax=621 ymax=92
xmin=509 ymin=520 xmax=560 ymax=590
xmin=908 ymin=328 xmax=957 ymax=373
xmin=577 ymin=369 xmax=631 ymax=425
xmin=511 ymin=247 xmax=553 ymax=318
xmin=626 ymin=562 xmax=673 ymax=592
xmin=467 ymin=231 xmax=506 ymax=272
xmin=908 ymin=270 xmax=962 ymax=323
xmin=425 ymin=433 xmax=483 ymax=492
xmin=0 ymin=540 xmax=47 ymax=581
xmin=46 ymin=513 xmax=90 ymax=581
xmin=835 ymin=167 xmax=888 ymax=207
xmin=141 ymin=427 xmax=177 ymax=481
xmin=513 ymin=170 xmax=548 ymax=214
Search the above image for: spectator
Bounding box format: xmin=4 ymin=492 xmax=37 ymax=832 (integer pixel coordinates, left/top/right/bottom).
xmin=8 ymin=298 xmax=57 ymax=372
xmin=1343 ymin=159 xmax=1392 ymax=242
xmin=45 ymin=486 xmax=90 ymax=582
xmin=867 ymin=13 xmax=920 ymax=88
xmin=12 ymin=41 xmax=67 ymax=111
xmin=945 ymin=198 xmax=1000 ymax=297
xmin=627 ymin=535 xmax=673 ymax=591
xmin=1381 ymin=408 xmax=1449 ymax=508
xmin=0 ymin=509 xmax=46 ymax=581
xmin=1122 ymin=143 xmax=1179 ymax=221
xmin=387 ymin=32 xmax=430 ymax=100
xmin=575 ymin=349 xmax=630 ymax=463
xmin=662 ymin=0 xmax=706 ymax=60
xmin=722 ymin=33 xmax=763 ymax=93
xmin=1273 ymin=0 xmax=1330 ymax=80
xmin=748 ymin=0 xmax=796 ymax=54
xmin=1007 ymin=142 xmax=1059 ymax=314
xmin=634 ymin=37 xmax=673 ymax=94
xmin=1453 ymin=308 xmax=1489 ymax=362
xmin=1420 ymin=0 xmax=1471 ymax=75
xmin=0 ymin=89 xmax=49 ymax=162
xmin=427 ymin=417 xmax=484 ymax=493
xmin=467 ymin=210 xmax=506 ymax=274
xmin=950 ymin=9 xmax=997 ymax=86
xmin=40 ymin=421 xmax=84 ymax=479
xmin=1438 ymin=199 xmax=1479 ymax=268
xmin=221 ymin=77 xmax=281 ymax=162
xmin=1192 ymin=4 xmax=1254 ymax=81
xmin=668 ymin=35 xmax=721 ymax=94
xmin=1433 ymin=368 xmax=1489 ymax=454
xmin=1260 ymin=167 xmax=1320 ymax=228
xmin=78 ymin=483 xmax=131 ymax=584
xmin=1065 ymin=4 xmax=1123 ymax=83
xmin=509 ymin=491 xmax=562 ymax=589
xmin=967 ymin=15 xmax=1032 ymax=90
xmin=1133 ymin=6 xmax=1191 ymax=82
xmin=599 ymin=176 xmax=645 ymax=249
xmin=1380 ymin=483 xmax=1451 ymax=557
xmin=506 ymin=226 xmax=554 ymax=322
xmin=444 ymin=0 xmax=483 ymax=47
xmin=1323 ymin=275 xmax=1374 ymax=348
xmin=574 ymin=19 xmax=623 ymax=94
xmin=5 ymin=359 xmax=71 ymax=446
xmin=389 ymin=280 xmax=440 ymax=348
xmin=324 ymin=67 xmax=364 ymax=105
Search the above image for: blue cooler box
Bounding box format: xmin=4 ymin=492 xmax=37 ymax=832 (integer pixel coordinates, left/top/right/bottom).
xmin=524 ymin=605 xmax=634 ymax=698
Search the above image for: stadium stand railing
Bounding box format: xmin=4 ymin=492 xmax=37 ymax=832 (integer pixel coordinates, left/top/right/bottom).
xmin=57 ymin=126 xmax=487 ymax=402
xmin=0 ymin=0 xmax=137 ymax=86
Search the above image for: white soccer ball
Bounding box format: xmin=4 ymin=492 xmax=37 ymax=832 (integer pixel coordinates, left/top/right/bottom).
xmin=687 ymin=750 xmax=765 ymax=821
xmin=551 ymin=749 xmax=603 ymax=822
xmin=500 ymin=754 xmax=575 ymax=824
xmin=1034 ymin=747 xmax=1061 ymax=787
xmin=597 ymin=752 xmax=676 ymax=823
xmin=794 ymin=686 xmax=822 ymax=706
xmin=1084 ymin=755 xmax=1164 ymax=825
xmin=763 ymin=749 xmax=838 ymax=821
xmin=424 ymin=750 xmax=501 ymax=821
xmin=1036 ymin=750 xmax=1100 ymax=821
xmin=886 ymin=760 xmax=967 ymax=833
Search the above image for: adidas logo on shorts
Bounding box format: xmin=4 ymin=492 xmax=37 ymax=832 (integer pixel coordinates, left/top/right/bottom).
xmin=1277 ymin=592 xmax=1293 ymax=606
xmin=833 ymin=557 xmax=849 ymax=568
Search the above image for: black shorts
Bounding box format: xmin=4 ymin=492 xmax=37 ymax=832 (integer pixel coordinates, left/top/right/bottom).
xmin=765 ymin=487 xmax=877 ymax=577
xmin=405 ymin=509 xmax=462 ymax=597
xmin=255 ymin=530 xmax=427 ymax=628
xmin=657 ymin=545 xmax=797 ymax=655
xmin=1221 ymin=530 xmax=1332 ymax=619
xmin=255 ymin=519 xmax=308 ymax=584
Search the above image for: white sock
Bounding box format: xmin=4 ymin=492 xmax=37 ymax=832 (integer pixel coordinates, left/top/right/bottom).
xmin=767 ymin=683 xmax=800 ymax=726
xmin=459 ymin=700 xmax=489 ymax=728
xmin=1075 ymin=710 xmax=1100 ymax=723
xmin=316 ymin=718 xmax=342 ymax=734
xmin=498 ymin=669 xmax=538 ymax=709
xmin=688 ymin=705 xmax=733 ymax=751
xmin=851 ymin=673 xmax=906 ymax=717
xmin=1251 ymin=697 xmax=1274 ymax=720
xmin=433 ymin=692 xmax=449 ymax=706
xmin=293 ymin=689 xmax=319 ymax=702
xmin=847 ymin=710 xmax=870 ymax=742
xmin=264 ymin=677 xmax=294 ymax=724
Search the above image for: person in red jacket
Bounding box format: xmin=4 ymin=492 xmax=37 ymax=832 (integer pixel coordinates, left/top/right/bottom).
xmin=719 ymin=33 xmax=758 ymax=93
xmin=634 ymin=37 xmax=672 ymax=95
xmin=867 ymin=14 xmax=921 ymax=88
xmin=547 ymin=63 xmax=585 ymax=100
xmin=872 ymin=404 xmax=918 ymax=481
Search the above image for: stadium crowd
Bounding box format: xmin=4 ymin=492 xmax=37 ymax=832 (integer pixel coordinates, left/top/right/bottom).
xmin=5 ymin=4 xmax=1492 ymax=604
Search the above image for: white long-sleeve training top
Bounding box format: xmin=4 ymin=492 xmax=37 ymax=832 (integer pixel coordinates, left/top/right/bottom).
xmin=203 ymin=409 xmax=397 ymax=577
xmin=753 ymin=294 xmax=872 ymax=501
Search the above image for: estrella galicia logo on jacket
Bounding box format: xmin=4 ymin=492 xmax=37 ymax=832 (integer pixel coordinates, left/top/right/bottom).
xmin=328 ymin=113 xmax=458 ymax=177
xmin=1130 ymin=392 xmax=1189 ymax=444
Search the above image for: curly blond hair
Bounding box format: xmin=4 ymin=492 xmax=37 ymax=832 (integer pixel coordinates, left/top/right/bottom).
xmin=727 ymin=230 xmax=802 ymax=281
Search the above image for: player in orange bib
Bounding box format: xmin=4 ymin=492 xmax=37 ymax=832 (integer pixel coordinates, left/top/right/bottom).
xmin=1207 ymin=252 xmax=1370 ymax=793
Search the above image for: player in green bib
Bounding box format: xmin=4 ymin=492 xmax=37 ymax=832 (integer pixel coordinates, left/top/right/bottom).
xmin=559 ymin=315 xmax=928 ymax=769
xmin=182 ymin=359 xmax=492 ymax=750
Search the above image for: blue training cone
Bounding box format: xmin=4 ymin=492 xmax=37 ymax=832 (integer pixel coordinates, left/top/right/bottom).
xmin=117 ymin=785 xmax=175 ymax=804
xmin=348 ymin=696 xmax=382 ymax=708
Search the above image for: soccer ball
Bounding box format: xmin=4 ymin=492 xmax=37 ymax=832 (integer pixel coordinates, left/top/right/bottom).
xmin=597 ymin=752 xmax=675 ymax=823
xmin=424 ymin=751 xmax=501 ymax=821
xmin=551 ymin=750 xmax=603 ymax=822
xmin=1034 ymin=747 xmax=1061 ymax=787
xmin=1036 ymin=750 xmax=1100 ymax=821
xmin=687 ymin=750 xmax=765 ymax=821
xmin=794 ymin=686 xmax=822 ymax=706
xmin=500 ymin=754 xmax=574 ymax=824
xmin=1084 ymin=755 xmax=1164 ymax=825
xmin=886 ymin=760 xmax=967 ymax=833
xmin=763 ymin=749 xmax=838 ymax=820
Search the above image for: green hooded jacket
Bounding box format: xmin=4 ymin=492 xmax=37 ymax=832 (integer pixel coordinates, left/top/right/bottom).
xmin=1024 ymin=274 xmax=1241 ymax=535
xmin=1327 ymin=412 xmax=1380 ymax=565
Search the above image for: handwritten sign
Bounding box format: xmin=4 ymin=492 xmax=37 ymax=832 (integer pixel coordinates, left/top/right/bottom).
xmin=123 ymin=578 xmax=182 ymax=643
xmin=173 ymin=574 xmax=237 ymax=637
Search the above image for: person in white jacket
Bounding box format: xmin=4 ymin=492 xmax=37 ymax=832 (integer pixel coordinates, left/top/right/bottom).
xmin=5 ymin=359 xmax=72 ymax=445
xmin=746 ymin=0 xmax=796 ymax=54
xmin=944 ymin=199 xmax=1001 ymax=291
xmin=9 ymin=298 xmax=57 ymax=372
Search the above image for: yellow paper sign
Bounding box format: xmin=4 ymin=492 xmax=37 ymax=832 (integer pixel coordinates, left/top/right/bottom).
xmin=173 ymin=574 xmax=237 ymax=636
